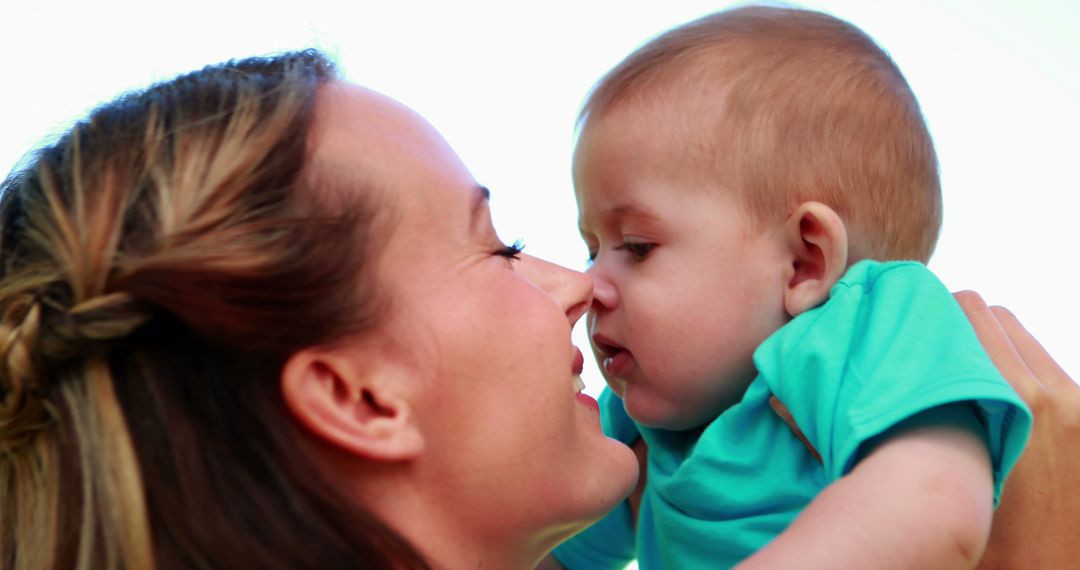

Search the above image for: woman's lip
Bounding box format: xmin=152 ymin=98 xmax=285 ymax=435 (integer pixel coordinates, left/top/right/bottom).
xmin=572 ymin=348 xmax=584 ymax=375
xmin=576 ymin=392 xmax=600 ymax=412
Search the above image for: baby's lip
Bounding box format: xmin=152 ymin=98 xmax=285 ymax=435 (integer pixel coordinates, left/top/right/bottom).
xmin=591 ymin=333 xmax=626 ymax=357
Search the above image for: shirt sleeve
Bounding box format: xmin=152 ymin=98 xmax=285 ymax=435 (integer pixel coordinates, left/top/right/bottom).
xmin=753 ymin=261 xmax=1031 ymax=504
xmin=552 ymin=388 xmax=639 ymax=569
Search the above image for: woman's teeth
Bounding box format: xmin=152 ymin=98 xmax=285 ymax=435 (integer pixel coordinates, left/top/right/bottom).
xmin=573 ymin=375 xmax=586 ymax=392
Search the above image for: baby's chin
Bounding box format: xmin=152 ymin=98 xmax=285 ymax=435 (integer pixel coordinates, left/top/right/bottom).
xmin=603 ymin=376 xmax=627 ymax=398
xmin=622 ymin=387 xmax=714 ymax=432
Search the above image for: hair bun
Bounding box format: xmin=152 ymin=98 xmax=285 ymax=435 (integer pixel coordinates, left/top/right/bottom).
xmin=51 ymin=292 xmax=150 ymax=354
xmin=1 ymin=295 xmax=50 ymax=454
xmin=0 ymin=291 xmax=149 ymax=453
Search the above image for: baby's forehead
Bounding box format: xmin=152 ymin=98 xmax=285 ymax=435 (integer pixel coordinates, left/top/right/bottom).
xmin=573 ymin=83 xmax=740 ymax=191
xmin=580 ymin=97 xmax=697 ymax=150
xmin=573 ymin=101 xmax=749 ymax=211
xmin=588 ymin=52 xmax=736 ymax=123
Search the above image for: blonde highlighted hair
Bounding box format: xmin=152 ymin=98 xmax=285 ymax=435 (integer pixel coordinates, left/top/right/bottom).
xmin=0 ymin=51 xmax=427 ymax=568
xmin=579 ymin=6 xmax=942 ymax=261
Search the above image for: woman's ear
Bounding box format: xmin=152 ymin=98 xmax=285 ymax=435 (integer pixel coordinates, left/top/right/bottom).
xmin=783 ymin=201 xmax=848 ymax=317
xmin=281 ymin=349 xmax=424 ymax=462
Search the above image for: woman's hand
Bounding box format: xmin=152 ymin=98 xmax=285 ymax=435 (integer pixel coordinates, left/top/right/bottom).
xmin=953 ymin=292 xmax=1080 ymax=569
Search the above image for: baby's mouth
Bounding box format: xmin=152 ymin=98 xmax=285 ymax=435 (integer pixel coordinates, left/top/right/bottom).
xmin=592 ymin=334 xmax=634 ymax=377
xmin=591 ymin=333 xmax=623 ymax=357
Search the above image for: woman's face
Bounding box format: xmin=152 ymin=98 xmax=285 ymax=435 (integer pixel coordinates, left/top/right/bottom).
xmin=312 ymin=82 xmax=638 ymax=556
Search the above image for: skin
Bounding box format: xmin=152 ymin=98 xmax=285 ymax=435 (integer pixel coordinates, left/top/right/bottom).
xmin=281 ymin=82 xmax=639 ymax=569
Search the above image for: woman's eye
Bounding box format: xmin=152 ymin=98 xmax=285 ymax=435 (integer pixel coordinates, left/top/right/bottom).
xmin=615 ymin=241 xmax=655 ymax=261
xmin=495 ymin=239 xmax=525 ymax=262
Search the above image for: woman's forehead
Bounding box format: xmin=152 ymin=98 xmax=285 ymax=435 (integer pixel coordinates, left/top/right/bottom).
xmin=308 ymin=82 xmax=486 ymax=262
xmin=310 ymin=81 xmax=474 ymax=193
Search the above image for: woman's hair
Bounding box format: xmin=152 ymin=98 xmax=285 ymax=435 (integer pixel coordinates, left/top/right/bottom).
xmin=0 ymin=50 xmax=428 ymax=569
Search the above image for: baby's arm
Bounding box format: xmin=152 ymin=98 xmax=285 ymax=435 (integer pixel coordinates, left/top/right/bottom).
xmin=738 ymin=403 xmax=993 ymax=570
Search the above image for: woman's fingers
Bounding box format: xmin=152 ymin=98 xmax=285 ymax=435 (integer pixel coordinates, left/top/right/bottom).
xmin=964 ymin=297 xmax=1080 ymax=569
xmin=953 ymin=291 xmax=1044 ymax=400
xmin=769 ymin=397 xmax=822 ymax=464
xmin=992 ymin=306 xmax=1076 ymax=393
xmin=627 ymin=438 xmax=649 ymax=527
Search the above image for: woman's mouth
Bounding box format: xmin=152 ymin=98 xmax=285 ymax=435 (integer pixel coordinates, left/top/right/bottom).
xmin=575 ymin=391 xmax=600 ymax=412
xmin=570 ymin=347 xmax=598 ymax=411
xmin=572 ymin=347 xmax=586 ymax=393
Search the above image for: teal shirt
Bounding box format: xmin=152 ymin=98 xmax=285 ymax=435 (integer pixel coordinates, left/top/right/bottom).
xmin=554 ymin=261 xmax=1031 ymax=569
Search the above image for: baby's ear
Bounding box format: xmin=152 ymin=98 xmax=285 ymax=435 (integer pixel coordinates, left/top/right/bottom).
xmin=782 ymin=201 xmax=848 ymax=316
xmin=280 ymin=348 xmax=424 ymax=462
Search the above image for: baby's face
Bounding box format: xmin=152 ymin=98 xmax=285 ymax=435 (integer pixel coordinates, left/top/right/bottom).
xmin=574 ymin=108 xmax=791 ymax=430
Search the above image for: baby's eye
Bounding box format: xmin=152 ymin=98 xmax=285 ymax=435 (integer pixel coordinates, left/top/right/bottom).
xmin=615 ymin=240 xmax=656 ymax=261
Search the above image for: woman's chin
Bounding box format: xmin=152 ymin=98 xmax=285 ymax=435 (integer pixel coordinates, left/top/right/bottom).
xmin=589 ymin=436 xmax=641 ymax=512
xmin=612 ymin=440 xmax=641 ymax=499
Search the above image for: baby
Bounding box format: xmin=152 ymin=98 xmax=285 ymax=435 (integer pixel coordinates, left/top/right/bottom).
xmin=552 ymin=6 xmax=1030 ymax=569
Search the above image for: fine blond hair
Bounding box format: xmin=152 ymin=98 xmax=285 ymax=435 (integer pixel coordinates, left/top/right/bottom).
xmin=579 ymin=5 xmax=942 ymax=261
xmin=0 ymin=51 xmax=427 ymax=569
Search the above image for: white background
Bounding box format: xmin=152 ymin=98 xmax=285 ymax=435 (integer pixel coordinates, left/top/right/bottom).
xmin=2 ymin=0 xmax=1077 ymax=402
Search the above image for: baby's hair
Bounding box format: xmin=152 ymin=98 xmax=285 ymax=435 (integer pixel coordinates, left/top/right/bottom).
xmin=579 ymin=5 xmax=941 ymax=261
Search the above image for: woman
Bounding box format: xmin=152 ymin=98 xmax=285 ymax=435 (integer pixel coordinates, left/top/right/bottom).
xmin=0 ymin=50 xmax=1074 ymax=569
xmin=0 ymin=50 xmax=634 ymax=568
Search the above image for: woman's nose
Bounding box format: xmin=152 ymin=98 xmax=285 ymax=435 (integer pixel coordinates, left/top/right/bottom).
xmin=519 ymin=254 xmax=593 ymax=325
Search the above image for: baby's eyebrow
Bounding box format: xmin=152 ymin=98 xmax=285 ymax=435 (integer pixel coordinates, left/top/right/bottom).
xmin=469 ymin=184 xmax=491 ymax=231
xmin=580 ymin=203 xmax=661 ymax=237
xmin=610 ymin=204 xmax=662 ymax=226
